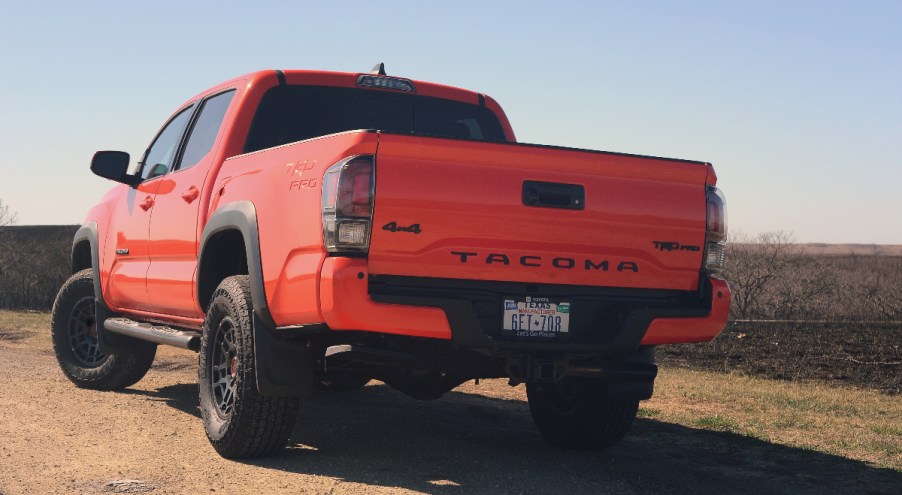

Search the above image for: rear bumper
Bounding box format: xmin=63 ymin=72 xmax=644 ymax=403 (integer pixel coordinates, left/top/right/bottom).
xmin=318 ymin=257 xmax=730 ymax=352
xmin=639 ymin=277 xmax=731 ymax=345
xmin=319 ymin=258 xmax=452 ymax=339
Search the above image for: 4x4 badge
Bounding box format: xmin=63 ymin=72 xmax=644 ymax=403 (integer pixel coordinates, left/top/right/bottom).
xmin=382 ymin=222 xmax=422 ymax=234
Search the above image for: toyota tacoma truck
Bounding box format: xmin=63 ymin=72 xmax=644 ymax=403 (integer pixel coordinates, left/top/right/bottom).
xmin=52 ymin=64 xmax=730 ymax=459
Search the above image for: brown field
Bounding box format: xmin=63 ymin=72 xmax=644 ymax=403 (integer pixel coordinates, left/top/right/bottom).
xmin=659 ymin=320 xmax=902 ymax=394
xmin=726 ymin=235 xmax=901 ymax=321
xmin=794 ymin=243 xmax=902 ymax=256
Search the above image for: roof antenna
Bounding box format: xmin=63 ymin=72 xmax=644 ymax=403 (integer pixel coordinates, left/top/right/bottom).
xmin=370 ymin=63 xmax=387 ymax=76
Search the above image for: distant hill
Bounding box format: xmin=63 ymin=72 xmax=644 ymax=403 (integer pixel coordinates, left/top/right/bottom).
xmin=793 ymin=243 xmax=902 ymax=256
xmin=0 ymin=225 xmax=80 ymax=241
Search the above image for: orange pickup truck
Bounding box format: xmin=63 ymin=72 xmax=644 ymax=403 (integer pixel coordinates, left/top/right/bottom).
xmin=52 ymin=65 xmax=730 ymax=458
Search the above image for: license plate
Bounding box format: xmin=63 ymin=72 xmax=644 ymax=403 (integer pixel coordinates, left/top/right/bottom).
xmin=502 ymin=297 xmax=570 ymax=339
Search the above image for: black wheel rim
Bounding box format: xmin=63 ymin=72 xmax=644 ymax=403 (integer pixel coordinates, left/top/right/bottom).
xmin=68 ymin=296 xmax=106 ymax=367
xmin=547 ymin=379 xmax=583 ymax=415
xmin=210 ymin=317 xmax=238 ymax=418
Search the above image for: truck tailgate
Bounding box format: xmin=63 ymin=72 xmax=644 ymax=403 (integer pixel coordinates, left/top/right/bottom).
xmin=368 ymin=134 xmax=709 ymax=291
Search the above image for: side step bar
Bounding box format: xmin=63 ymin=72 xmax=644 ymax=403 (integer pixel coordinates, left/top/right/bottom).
xmin=104 ymin=318 xmax=201 ymax=351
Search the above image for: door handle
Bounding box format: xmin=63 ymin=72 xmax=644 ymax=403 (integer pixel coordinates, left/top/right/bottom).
xmin=139 ymin=196 xmax=155 ymax=211
xmin=181 ymin=186 xmax=199 ymax=203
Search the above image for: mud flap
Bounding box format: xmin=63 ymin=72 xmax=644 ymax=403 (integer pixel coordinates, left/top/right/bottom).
xmin=603 ymin=346 xmax=657 ymax=400
xmin=253 ymin=311 xmax=315 ymax=397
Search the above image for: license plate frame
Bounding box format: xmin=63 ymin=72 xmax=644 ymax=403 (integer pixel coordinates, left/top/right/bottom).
xmin=501 ymin=296 xmax=571 ymax=340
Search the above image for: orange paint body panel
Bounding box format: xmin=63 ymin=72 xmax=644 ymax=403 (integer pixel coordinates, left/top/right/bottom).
xmin=319 ymin=258 xmax=451 ymax=339
xmin=218 ymin=131 xmax=380 ymax=325
xmin=82 ymin=67 xmax=729 ymax=351
xmin=368 ymin=135 xmax=708 ymax=291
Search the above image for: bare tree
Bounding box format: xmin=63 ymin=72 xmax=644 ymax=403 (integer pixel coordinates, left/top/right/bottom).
xmin=0 ymin=198 xmax=15 ymax=228
xmin=856 ymin=256 xmax=902 ymax=321
xmin=723 ymin=231 xmax=902 ymax=321
xmin=768 ymin=255 xmax=836 ymax=319
xmin=724 ymin=231 xmax=797 ymax=319
xmin=0 ymin=198 xmax=18 ymax=277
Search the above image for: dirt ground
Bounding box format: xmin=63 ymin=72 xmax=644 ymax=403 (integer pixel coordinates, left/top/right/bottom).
xmin=1 ymin=316 xmax=900 ymax=495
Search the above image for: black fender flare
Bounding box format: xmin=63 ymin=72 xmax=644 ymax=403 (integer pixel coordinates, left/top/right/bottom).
xmin=72 ymin=222 xmax=102 ymax=302
xmin=199 ymin=201 xmax=313 ymax=398
xmin=198 ymin=201 xmax=270 ymax=323
xmin=72 ymin=222 xmax=145 ymax=353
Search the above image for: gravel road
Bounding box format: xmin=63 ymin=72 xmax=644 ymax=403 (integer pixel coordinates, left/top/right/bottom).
xmin=1 ymin=320 xmax=899 ymax=495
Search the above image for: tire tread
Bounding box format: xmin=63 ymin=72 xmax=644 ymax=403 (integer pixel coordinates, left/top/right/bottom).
xmin=527 ymin=379 xmax=639 ymax=451
xmin=51 ymin=269 xmax=156 ymax=391
xmin=199 ymin=275 xmax=299 ymax=459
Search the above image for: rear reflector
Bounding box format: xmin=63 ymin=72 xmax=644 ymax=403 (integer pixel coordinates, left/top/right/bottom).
xmin=337 ymin=221 xmax=369 ymax=245
xmin=704 ymin=242 xmax=726 ymax=272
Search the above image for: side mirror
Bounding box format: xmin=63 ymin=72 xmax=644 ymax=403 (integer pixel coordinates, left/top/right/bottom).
xmin=91 ymin=151 xmax=139 ymax=186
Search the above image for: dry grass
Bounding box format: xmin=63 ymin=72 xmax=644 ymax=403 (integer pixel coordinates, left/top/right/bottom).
xmin=0 ymin=309 xmax=49 ymax=342
xmin=3 ymin=309 xmax=898 ymax=471
xmin=0 ymin=309 xmax=50 ymax=327
xmin=644 ymin=367 xmax=902 ymax=470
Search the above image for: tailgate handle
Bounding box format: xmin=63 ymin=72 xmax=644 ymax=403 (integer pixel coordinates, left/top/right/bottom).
xmin=522 ymin=181 xmax=585 ymax=210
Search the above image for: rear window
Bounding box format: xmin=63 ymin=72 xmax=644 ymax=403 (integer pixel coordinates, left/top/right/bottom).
xmin=244 ymin=85 xmax=506 ymax=153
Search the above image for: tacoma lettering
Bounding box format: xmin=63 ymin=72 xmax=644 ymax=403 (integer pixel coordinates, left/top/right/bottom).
xmin=450 ymin=252 xmax=638 ymax=272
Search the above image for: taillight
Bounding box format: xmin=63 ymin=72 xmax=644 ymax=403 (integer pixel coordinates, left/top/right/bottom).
xmin=704 ymin=186 xmax=727 ymax=275
xmin=322 ymin=155 xmax=375 ymax=253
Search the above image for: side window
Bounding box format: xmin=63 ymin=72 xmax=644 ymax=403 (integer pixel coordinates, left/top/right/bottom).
xmin=141 ymin=105 xmax=195 ymax=180
xmin=178 ymin=90 xmax=235 ymax=171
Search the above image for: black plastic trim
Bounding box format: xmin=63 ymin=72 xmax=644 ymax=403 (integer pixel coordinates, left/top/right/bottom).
xmin=522 ymin=180 xmax=585 ymax=210
xmin=369 ymin=275 xmax=711 ymax=354
xmin=198 ymin=202 xmax=313 ymax=397
xmin=276 ymin=323 xmax=330 ymax=336
xmin=72 ymin=223 xmax=148 ymax=353
xmin=275 ymin=70 xmax=286 ymax=86
xmin=198 ymin=201 xmax=269 ymax=321
xmin=253 ymin=311 xmax=314 ymax=397
xmin=72 ymin=223 xmax=102 ymax=301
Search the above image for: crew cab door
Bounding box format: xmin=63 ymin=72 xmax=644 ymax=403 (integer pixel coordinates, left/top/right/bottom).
xmin=146 ymin=90 xmax=235 ymax=318
xmin=105 ymin=105 xmax=195 ymax=312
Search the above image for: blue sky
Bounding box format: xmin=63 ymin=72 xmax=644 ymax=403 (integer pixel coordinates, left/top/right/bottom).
xmin=1 ymin=1 xmax=900 ymax=243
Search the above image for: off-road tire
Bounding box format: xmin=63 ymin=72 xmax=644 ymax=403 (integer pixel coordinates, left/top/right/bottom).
xmin=51 ymin=269 xmax=157 ymax=390
xmin=526 ymin=378 xmax=639 ymax=450
xmin=198 ymin=275 xmax=300 ymax=459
